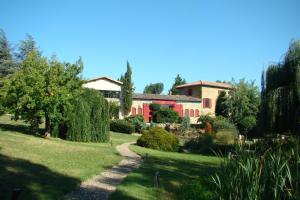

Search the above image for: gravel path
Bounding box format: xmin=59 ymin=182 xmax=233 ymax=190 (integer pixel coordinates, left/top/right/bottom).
xmin=66 ymin=142 xmax=142 ymax=200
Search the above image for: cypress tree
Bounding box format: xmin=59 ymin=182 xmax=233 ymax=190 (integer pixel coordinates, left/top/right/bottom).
xmin=122 ymin=61 xmax=133 ymax=116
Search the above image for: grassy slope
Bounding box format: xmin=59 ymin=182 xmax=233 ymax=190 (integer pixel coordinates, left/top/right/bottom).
xmin=0 ymin=115 xmax=138 ymax=200
xmin=110 ymin=145 xmax=221 ymax=200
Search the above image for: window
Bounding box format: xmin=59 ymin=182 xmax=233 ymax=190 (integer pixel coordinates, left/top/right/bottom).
xmin=100 ymin=90 xmax=120 ymax=98
xmin=195 ymin=109 xmax=199 ymax=117
xmin=190 ymin=109 xmax=194 ymax=117
xmin=131 ymin=107 xmax=136 ymax=115
xmin=185 ymin=109 xmax=189 ymax=116
xmin=187 ymin=89 xmax=193 ymax=96
xmin=203 ymin=98 xmax=212 ymax=108
xmin=138 ymin=107 xmax=143 ymax=115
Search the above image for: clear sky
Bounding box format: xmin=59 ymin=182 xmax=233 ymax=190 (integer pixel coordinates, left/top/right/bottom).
xmin=1 ymin=0 xmax=299 ymax=93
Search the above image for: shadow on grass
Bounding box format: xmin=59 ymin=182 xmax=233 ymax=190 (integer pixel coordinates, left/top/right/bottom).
xmin=0 ymin=153 xmax=80 ymax=200
xmin=0 ymin=123 xmax=44 ymax=136
xmin=110 ymin=150 xmax=219 ymax=200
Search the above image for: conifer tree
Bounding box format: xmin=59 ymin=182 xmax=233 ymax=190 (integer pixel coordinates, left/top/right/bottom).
xmin=0 ymin=29 xmax=16 ymax=77
xmin=169 ymin=74 xmax=186 ymax=95
xmin=122 ymin=61 xmax=133 ymax=115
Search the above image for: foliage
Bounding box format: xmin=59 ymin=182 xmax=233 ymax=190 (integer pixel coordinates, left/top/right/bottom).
xmin=108 ymin=101 xmax=120 ymax=119
xmin=16 ymin=34 xmax=41 ymax=61
xmin=238 ymin=116 xmax=257 ymax=136
xmin=149 ymin=103 xmax=161 ymax=112
xmin=185 ymin=134 xmax=214 ymax=154
xmin=205 ymin=123 xmax=213 ymax=134
xmin=125 ymin=115 xmax=146 ymax=133
xmin=180 ymin=116 xmax=190 ymax=131
xmin=215 ymin=131 xmax=237 ymax=144
xmin=226 ymin=79 xmax=260 ymax=133
xmin=260 ymin=40 xmax=300 ymax=135
xmin=215 ymin=91 xmax=229 ymax=117
xmin=137 ymin=127 xmax=179 ymax=151
xmin=121 ymin=61 xmax=133 ymax=116
xmin=197 ymin=114 xmax=214 ymax=128
xmin=169 ymin=74 xmax=186 ymax=95
xmin=213 ymin=116 xmax=237 ymax=133
xmin=212 ymin=138 xmax=300 ymax=200
xmin=60 ymin=88 xmax=110 ymax=142
xmin=155 ymin=108 xmax=180 ymax=123
xmin=110 ymin=119 xmax=135 ymax=134
xmin=2 ymin=50 xmax=84 ymax=135
xmin=0 ymin=29 xmax=17 ymax=78
xmin=143 ymin=82 xmax=164 ymax=94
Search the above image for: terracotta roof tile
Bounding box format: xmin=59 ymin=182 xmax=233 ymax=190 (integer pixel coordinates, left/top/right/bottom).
xmin=86 ymin=76 xmax=123 ymax=85
xmin=176 ymin=80 xmax=233 ymax=89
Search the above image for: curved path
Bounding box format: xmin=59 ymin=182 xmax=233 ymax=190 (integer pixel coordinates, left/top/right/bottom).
xmin=66 ymin=142 xmax=142 ymax=200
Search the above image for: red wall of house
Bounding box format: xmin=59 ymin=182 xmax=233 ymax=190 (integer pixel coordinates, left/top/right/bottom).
xmin=143 ymin=103 xmax=150 ymax=122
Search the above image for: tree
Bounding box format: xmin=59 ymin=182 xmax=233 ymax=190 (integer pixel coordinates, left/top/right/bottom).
xmin=16 ymin=34 xmax=41 ymax=61
xmin=0 ymin=29 xmax=16 ymax=77
xmin=169 ymin=74 xmax=186 ymax=95
xmin=2 ymin=50 xmax=83 ymax=136
xmin=215 ymin=91 xmax=229 ymax=117
xmin=260 ymin=40 xmax=300 ymax=135
xmin=143 ymin=82 xmax=164 ymax=94
xmin=121 ymin=61 xmax=133 ymax=116
xmin=226 ymin=79 xmax=260 ymax=133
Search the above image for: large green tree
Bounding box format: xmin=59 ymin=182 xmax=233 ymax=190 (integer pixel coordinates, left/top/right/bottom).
xmin=226 ymin=79 xmax=260 ymax=134
xmin=143 ymin=82 xmax=164 ymax=94
xmin=0 ymin=29 xmax=16 ymax=78
xmin=121 ymin=61 xmax=133 ymax=116
xmin=169 ymin=74 xmax=186 ymax=95
xmin=2 ymin=50 xmax=83 ymax=135
xmin=215 ymin=91 xmax=229 ymax=117
xmin=260 ymin=40 xmax=300 ymax=135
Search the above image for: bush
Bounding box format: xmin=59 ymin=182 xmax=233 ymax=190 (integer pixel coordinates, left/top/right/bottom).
xmin=155 ymin=108 xmax=180 ymax=123
xmin=137 ymin=127 xmax=179 ymax=151
xmin=149 ymin=103 xmax=161 ymax=112
xmin=58 ymin=88 xmax=110 ymax=142
xmin=238 ymin=115 xmax=256 ymax=136
xmin=213 ymin=116 xmax=237 ymax=132
xmin=108 ymin=101 xmax=120 ymax=119
xmin=125 ymin=115 xmax=146 ymax=133
xmin=185 ymin=134 xmax=214 ymax=154
xmin=180 ymin=116 xmax=190 ymax=132
xmin=110 ymin=119 xmax=134 ymax=134
xmin=215 ymin=131 xmax=236 ymax=144
xmin=197 ymin=114 xmax=214 ymax=129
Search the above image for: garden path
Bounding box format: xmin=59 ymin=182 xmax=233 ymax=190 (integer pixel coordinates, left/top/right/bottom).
xmin=66 ymin=142 xmax=142 ymax=200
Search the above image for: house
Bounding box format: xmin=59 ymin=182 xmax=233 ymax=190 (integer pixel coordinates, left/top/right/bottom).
xmin=83 ymin=77 xmax=232 ymax=124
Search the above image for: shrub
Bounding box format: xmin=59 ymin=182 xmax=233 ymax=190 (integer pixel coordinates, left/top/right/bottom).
xmin=155 ymin=108 xmax=180 ymax=123
xmin=60 ymin=88 xmax=110 ymax=142
xmin=149 ymin=103 xmax=161 ymax=112
xmin=125 ymin=115 xmax=146 ymax=133
xmin=137 ymin=127 xmax=179 ymax=151
xmin=205 ymin=122 xmax=213 ymax=134
xmin=180 ymin=116 xmax=190 ymax=132
xmin=108 ymin=101 xmax=120 ymax=119
xmin=238 ymin=115 xmax=256 ymax=136
xmin=185 ymin=134 xmax=214 ymax=154
xmin=110 ymin=119 xmax=134 ymax=134
xmin=197 ymin=114 xmax=214 ymax=129
xmin=213 ymin=116 xmax=237 ymax=132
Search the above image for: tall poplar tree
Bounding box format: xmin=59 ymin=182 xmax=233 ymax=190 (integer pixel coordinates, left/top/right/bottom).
xmin=122 ymin=61 xmax=133 ymax=115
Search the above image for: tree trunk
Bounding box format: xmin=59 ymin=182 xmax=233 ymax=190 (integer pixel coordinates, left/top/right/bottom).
xmin=44 ymin=114 xmax=51 ymax=137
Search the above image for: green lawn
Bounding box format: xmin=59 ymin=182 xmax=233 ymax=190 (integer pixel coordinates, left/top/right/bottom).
xmin=110 ymin=145 xmax=221 ymax=200
xmin=0 ymin=115 xmax=138 ymax=200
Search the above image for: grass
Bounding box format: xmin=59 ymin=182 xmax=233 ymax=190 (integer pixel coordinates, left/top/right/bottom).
xmin=110 ymin=145 xmax=221 ymax=200
xmin=0 ymin=115 xmax=138 ymax=200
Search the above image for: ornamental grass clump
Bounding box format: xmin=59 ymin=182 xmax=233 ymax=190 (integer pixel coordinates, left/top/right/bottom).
xmin=211 ymin=137 xmax=300 ymax=200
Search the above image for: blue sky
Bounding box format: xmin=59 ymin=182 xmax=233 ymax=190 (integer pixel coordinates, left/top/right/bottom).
xmin=1 ymin=0 xmax=299 ymax=93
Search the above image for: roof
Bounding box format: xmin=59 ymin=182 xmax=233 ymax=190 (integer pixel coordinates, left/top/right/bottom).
xmin=176 ymin=80 xmax=233 ymax=89
xmin=133 ymin=93 xmax=202 ymax=102
xmin=85 ymin=76 xmax=123 ymax=85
